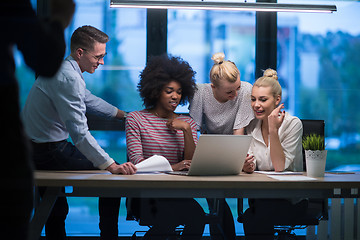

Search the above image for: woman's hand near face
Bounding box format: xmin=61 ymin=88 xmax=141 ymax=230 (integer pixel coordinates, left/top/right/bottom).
xmin=172 ymin=160 xmax=192 ymax=171
xmin=166 ymin=118 xmax=191 ymax=132
xmin=268 ymin=103 xmax=285 ymax=133
xmin=267 ymin=103 xmax=286 ymax=172
xmin=167 ymin=117 xmax=196 ymax=161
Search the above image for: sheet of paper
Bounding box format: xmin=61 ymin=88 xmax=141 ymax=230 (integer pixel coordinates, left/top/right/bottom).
xmin=268 ymin=175 xmax=317 ymax=181
xmin=135 ymin=155 xmax=173 ymax=173
xmin=134 ymin=172 xmax=168 ymax=175
xmin=256 ymin=171 xmax=303 ymax=175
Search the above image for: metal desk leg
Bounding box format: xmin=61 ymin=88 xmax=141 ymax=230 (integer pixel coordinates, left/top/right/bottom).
xmin=331 ymin=198 xmax=341 ymax=240
xmin=357 ymin=199 xmax=360 ymax=240
xmin=306 ymin=225 xmax=316 ymax=240
xmin=317 ymin=220 xmax=328 ymax=240
xmin=344 ymin=198 xmax=355 ymax=240
xmin=29 ymin=187 xmax=61 ymax=240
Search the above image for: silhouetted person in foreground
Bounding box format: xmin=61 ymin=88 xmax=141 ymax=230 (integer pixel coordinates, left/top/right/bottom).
xmin=0 ymin=0 xmax=75 ymax=239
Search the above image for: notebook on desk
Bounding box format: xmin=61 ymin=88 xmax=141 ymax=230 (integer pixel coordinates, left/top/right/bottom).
xmin=168 ymin=134 xmax=252 ymax=176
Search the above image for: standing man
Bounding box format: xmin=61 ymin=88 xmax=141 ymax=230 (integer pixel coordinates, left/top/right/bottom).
xmin=22 ymin=25 xmax=137 ymax=240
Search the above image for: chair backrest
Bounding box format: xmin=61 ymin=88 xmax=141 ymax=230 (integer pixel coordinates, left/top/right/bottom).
xmin=301 ymin=119 xmax=325 ymax=138
xmin=300 ymin=119 xmax=325 ymax=171
xmin=86 ymin=113 xmax=125 ymax=131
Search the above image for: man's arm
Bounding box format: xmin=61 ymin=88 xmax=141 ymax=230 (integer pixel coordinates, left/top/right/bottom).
xmin=115 ymin=109 xmax=127 ymax=119
xmin=84 ymin=89 xmax=125 ymax=119
xmin=52 ymin=77 xmax=136 ymax=174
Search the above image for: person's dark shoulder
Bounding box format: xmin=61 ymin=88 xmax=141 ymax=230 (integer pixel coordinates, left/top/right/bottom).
xmin=1 ymin=0 xmax=35 ymax=18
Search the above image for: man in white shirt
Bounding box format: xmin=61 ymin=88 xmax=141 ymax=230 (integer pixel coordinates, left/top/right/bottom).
xmin=22 ymin=25 xmax=136 ymax=240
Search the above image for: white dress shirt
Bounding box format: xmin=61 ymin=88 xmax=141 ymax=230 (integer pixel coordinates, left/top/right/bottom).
xmin=246 ymin=112 xmax=303 ymax=172
xmin=22 ymin=56 xmax=117 ymax=169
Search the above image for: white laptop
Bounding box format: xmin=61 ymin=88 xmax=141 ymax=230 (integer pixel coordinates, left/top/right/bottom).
xmin=169 ymin=134 xmax=252 ymax=176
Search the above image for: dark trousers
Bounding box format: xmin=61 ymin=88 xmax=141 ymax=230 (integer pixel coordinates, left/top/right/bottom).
xmin=206 ymin=198 xmax=235 ymax=240
xmin=243 ymin=199 xmax=308 ymax=240
xmin=128 ymin=198 xmax=206 ymax=240
xmin=1 ymin=84 xmax=34 ymax=240
xmin=31 ymin=140 xmax=121 ymax=240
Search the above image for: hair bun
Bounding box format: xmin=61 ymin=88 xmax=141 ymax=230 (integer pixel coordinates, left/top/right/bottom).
xmin=263 ymin=68 xmax=278 ymax=80
xmin=211 ymin=52 xmax=225 ymax=65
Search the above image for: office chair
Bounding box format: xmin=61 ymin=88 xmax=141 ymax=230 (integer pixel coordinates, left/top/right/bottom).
xmin=272 ymin=120 xmax=328 ymax=237
xmin=237 ymin=119 xmax=328 ymax=238
xmin=126 ymin=198 xmax=189 ymax=240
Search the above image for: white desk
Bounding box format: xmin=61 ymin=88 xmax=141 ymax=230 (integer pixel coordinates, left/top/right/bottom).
xmin=30 ymin=170 xmax=360 ymax=240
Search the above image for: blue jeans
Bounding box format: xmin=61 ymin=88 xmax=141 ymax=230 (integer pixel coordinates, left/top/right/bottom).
xmin=31 ymin=140 xmax=120 ymax=240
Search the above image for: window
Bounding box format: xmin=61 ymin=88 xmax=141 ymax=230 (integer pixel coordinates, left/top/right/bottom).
xmin=67 ymin=0 xmax=146 ymax=113
xmin=278 ymin=0 xmax=360 ymax=171
xmin=168 ymin=9 xmax=256 ymax=112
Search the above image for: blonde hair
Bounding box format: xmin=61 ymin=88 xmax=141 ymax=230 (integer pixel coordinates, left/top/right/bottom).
xmin=254 ymin=68 xmax=282 ymax=98
xmin=209 ymin=52 xmax=240 ymax=87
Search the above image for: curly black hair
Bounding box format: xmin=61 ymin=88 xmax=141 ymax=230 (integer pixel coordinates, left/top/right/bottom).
xmin=138 ymin=54 xmax=197 ymax=109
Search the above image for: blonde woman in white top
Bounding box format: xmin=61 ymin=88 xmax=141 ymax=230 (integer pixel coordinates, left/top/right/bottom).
xmin=245 ymin=68 xmax=303 ymax=173
xmin=243 ymin=69 xmax=306 ymax=240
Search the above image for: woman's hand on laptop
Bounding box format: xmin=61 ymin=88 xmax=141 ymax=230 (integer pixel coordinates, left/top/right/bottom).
xmin=172 ymin=160 xmax=191 ymax=171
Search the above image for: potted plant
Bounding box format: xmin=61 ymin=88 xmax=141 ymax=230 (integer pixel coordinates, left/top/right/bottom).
xmin=303 ymin=134 xmax=327 ymax=177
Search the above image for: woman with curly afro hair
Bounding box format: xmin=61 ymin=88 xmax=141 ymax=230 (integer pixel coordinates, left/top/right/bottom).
xmin=138 ymin=54 xmax=197 ymax=110
xmin=125 ymin=54 xmax=205 ymax=240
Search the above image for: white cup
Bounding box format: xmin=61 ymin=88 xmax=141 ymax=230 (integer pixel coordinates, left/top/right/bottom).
xmin=305 ymin=150 xmax=327 ymax=178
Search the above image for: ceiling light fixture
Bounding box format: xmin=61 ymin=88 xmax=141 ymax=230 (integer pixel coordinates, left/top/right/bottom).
xmin=110 ymin=0 xmax=337 ymax=13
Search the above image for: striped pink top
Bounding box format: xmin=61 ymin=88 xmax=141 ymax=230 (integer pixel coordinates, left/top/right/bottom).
xmin=126 ymin=110 xmax=198 ymax=165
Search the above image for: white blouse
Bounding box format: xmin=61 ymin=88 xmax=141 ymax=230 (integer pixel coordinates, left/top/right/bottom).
xmin=189 ymin=83 xmax=254 ymax=134
xmin=246 ymin=112 xmax=303 ymax=172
